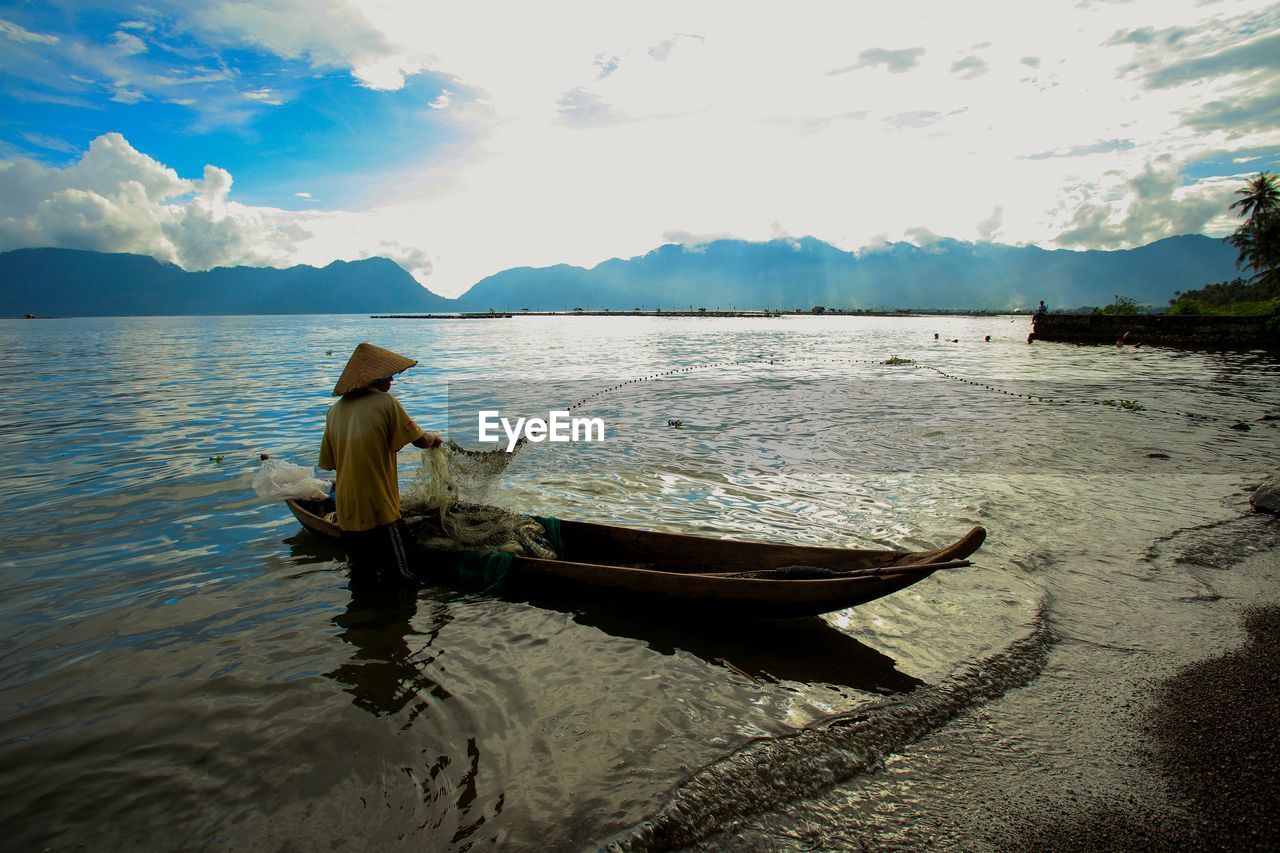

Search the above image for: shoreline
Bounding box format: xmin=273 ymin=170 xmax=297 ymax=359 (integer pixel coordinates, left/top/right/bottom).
xmin=1010 ymin=597 xmax=1280 ymax=850
xmin=685 ymin=506 xmax=1280 ymax=851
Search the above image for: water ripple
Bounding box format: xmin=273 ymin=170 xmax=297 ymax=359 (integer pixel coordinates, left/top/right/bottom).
xmin=0 ymin=314 xmax=1276 ymax=849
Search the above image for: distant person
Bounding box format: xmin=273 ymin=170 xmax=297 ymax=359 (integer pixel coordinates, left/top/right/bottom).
xmin=984 ymin=335 xmax=991 ymax=342
xmin=1034 ymin=300 xmax=1047 ymax=319
xmin=934 ymin=333 xmax=939 ymax=340
xmin=1117 ymin=331 xmax=1132 ymax=348
xmin=319 ymin=342 xmax=443 ymax=585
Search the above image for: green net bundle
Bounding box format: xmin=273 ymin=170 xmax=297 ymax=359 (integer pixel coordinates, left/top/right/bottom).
xmin=401 ymin=442 xmax=557 ymax=560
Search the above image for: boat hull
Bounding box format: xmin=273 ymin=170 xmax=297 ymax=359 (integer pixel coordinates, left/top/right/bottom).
xmin=285 ymin=498 xmax=985 ymax=618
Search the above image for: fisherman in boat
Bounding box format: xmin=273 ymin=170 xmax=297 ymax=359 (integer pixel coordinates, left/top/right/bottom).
xmin=319 ymin=342 xmax=442 ymax=583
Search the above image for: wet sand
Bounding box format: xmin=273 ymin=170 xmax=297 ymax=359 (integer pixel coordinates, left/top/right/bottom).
xmin=1011 ymin=601 xmax=1280 ymax=850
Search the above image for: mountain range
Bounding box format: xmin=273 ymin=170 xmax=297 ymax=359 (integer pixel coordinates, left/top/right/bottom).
xmin=0 ymin=248 xmax=454 ymax=316
xmin=0 ymin=235 xmax=1242 ymax=317
xmin=451 ymin=235 xmax=1240 ymax=312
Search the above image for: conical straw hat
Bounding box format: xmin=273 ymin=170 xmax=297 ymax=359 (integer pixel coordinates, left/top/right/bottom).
xmin=332 ymin=342 xmax=418 ymax=396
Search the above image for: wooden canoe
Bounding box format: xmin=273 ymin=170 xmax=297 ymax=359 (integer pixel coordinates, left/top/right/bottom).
xmin=286 ymin=498 xmax=985 ymax=619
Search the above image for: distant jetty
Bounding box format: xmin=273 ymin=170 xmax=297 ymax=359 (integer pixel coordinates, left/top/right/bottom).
xmin=373 ymin=309 xmax=785 ymax=319
xmin=373 ymin=312 xmax=515 ymax=319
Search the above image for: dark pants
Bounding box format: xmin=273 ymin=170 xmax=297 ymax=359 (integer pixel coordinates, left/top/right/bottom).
xmin=342 ymin=519 xmax=418 ymax=588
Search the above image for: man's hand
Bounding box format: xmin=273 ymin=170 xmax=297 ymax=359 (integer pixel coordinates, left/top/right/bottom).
xmin=412 ymin=432 xmax=443 ymax=449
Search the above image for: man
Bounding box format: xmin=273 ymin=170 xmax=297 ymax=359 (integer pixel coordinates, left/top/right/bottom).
xmin=319 ymin=342 xmax=442 ymax=583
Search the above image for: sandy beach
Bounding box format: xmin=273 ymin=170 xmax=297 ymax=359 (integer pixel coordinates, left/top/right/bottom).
xmin=1010 ymin=590 xmax=1279 ymax=850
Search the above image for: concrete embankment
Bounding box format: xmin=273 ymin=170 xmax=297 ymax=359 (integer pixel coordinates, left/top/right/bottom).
xmin=1033 ymin=313 xmax=1276 ymax=348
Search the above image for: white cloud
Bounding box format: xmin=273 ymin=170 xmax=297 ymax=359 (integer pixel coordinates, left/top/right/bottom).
xmin=769 ymin=221 xmax=802 ymax=250
xmin=170 ymin=0 xmax=419 ymax=89
xmin=111 ymin=30 xmax=147 ymax=56
xmin=110 ymin=84 xmax=146 ymax=104
xmin=950 ymin=55 xmax=989 ymax=79
xmin=362 ymin=240 xmax=434 ymax=277
xmin=19 ymin=132 xmax=78 ymax=154
xmin=243 ymin=87 xmax=285 ymax=105
xmin=662 ymin=229 xmax=737 ymax=250
xmin=1026 ymin=138 xmax=1135 ymax=160
xmin=647 ymin=34 xmax=702 ymax=62
xmin=0 ymin=18 xmax=59 ymax=45
xmin=1 ymin=17 xmax=257 ymax=128
xmin=904 ymin=226 xmax=944 ymax=246
xmin=556 ymin=88 xmax=617 ymax=126
xmin=1054 ymin=163 xmax=1238 ymax=248
xmin=829 ymin=46 xmax=927 ymax=75
xmin=0 ymin=133 xmax=310 ymax=270
xmin=976 ymin=206 xmax=1004 ymax=241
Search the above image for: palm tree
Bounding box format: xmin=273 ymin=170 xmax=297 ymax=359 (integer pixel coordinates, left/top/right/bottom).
xmin=1229 ymin=171 xmax=1279 ymax=220
xmin=1227 ymin=172 xmax=1280 ymax=286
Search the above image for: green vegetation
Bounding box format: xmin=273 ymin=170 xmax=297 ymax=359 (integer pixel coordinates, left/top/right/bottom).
xmin=1171 ymin=173 xmax=1280 ymax=316
xmin=1226 ymin=172 xmax=1279 ymax=287
xmin=883 ymin=356 xmax=914 ymax=365
xmin=1167 ymin=276 xmax=1280 ymax=316
xmin=1101 ymin=399 xmax=1145 ymax=412
xmin=1093 ymin=294 xmax=1141 ymax=315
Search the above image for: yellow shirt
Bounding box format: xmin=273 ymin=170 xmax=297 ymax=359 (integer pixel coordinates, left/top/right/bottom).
xmin=318 ymin=390 xmax=426 ymax=532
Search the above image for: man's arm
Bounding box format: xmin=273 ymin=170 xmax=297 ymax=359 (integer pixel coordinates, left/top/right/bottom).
xmin=412 ymin=432 xmax=443 ymax=449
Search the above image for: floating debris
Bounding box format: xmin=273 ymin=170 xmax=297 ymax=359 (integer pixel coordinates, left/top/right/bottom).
xmin=1101 ymin=399 xmax=1145 ymax=412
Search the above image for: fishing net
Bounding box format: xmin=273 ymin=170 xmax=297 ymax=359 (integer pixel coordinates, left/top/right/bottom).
xmin=401 ymin=441 xmax=557 ymax=560
xmin=403 ymin=441 xmax=460 ymax=513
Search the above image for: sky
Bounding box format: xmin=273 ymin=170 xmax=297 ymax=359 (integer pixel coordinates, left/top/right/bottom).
xmin=1 ymin=0 xmax=1278 ymax=297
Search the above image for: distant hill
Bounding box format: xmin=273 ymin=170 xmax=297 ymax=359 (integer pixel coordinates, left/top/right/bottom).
xmin=0 ymin=235 xmax=1243 ymax=317
xmin=0 ymin=248 xmax=457 ymax=317
xmin=452 ymin=234 xmax=1241 ymax=312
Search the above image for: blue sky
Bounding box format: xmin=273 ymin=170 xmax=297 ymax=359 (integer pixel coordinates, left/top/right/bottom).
xmin=1 ymin=0 xmax=1277 ymax=295
xmin=0 ymin=4 xmax=459 ymax=209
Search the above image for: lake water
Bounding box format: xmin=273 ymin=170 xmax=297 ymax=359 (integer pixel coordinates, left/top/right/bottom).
xmin=1 ymin=314 xmax=1277 ymax=849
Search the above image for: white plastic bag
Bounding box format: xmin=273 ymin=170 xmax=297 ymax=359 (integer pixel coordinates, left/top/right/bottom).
xmin=252 ymin=454 xmax=332 ymax=501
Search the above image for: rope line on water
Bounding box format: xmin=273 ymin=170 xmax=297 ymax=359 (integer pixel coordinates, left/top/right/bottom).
xmin=565 ymin=355 xmax=1263 ymax=427
xmin=566 ymin=357 xmax=776 ymax=411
